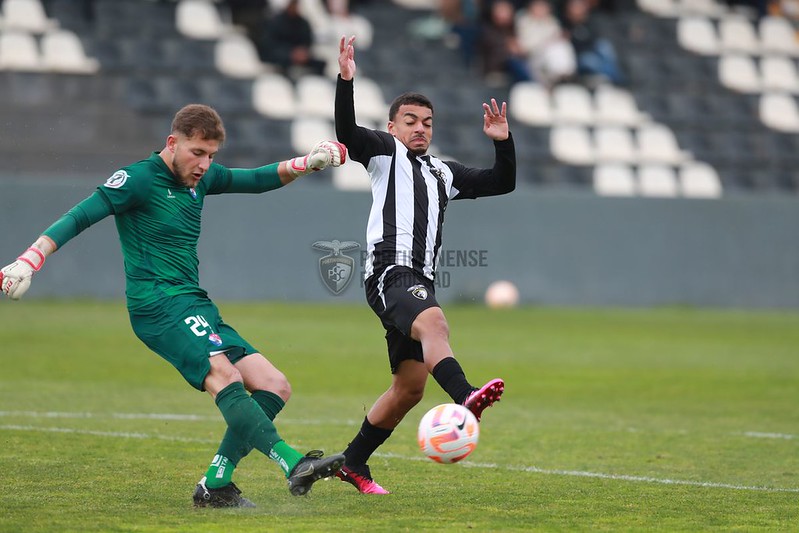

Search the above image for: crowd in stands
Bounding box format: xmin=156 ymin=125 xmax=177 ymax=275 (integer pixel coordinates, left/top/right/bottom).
xmin=439 ymin=0 xmax=626 ymax=88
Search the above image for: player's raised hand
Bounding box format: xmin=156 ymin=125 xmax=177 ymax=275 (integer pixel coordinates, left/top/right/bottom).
xmin=482 ymin=98 xmax=509 ymax=141
xmin=338 ymin=35 xmax=356 ymax=81
xmin=1 ymin=246 xmax=46 ymax=300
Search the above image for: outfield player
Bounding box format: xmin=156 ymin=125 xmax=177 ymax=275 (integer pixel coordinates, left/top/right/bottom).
xmin=333 ymin=36 xmax=515 ymax=494
xmin=0 ymin=104 xmax=347 ymax=507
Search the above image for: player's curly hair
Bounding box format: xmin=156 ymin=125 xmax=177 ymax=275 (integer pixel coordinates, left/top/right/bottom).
xmin=389 ymin=92 xmax=434 ymax=122
xmin=171 ymin=104 xmax=226 ymax=143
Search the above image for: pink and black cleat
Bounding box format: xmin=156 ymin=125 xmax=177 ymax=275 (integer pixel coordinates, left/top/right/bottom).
xmin=463 ymin=378 xmax=504 ymax=421
xmin=336 ymin=464 xmax=390 ymax=495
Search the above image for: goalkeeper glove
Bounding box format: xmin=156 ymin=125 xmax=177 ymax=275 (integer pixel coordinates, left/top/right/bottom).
xmin=287 ymin=141 xmax=347 ymax=179
xmin=0 ymin=245 xmax=46 ymax=300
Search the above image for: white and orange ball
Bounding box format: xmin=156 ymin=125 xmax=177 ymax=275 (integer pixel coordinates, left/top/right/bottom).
xmin=484 ymin=280 xmax=520 ymax=309
xmin=418 ymin=403 xmax=479 ymax=464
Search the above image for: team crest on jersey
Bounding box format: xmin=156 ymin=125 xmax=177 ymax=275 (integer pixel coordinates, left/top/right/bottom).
xmin=208 ymin=333 xmax=223 ymax=347
xmin=312 ymin=239 xmax=361 ymax=295
xmin=408 ymin=284 xmax=428 ymax=300
xmin=104 ymin=170 xmax=129 ymax=189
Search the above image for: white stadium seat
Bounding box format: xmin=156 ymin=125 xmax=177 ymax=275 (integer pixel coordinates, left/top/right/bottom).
xmin=677 ymin=16 xmax=720 ymax=56
xmin=593 ymin=163 xmax=636 ymax=196
xmin=0 ymin=30 xmax=42 ymax=71
xmin=594 ymin=85 xmax=648 ymax=126
xmin=40 ymin=29 xmax=99 ymax=74
xmin=679 ymin=162 xmax=722 ymax=198
xmin=509 ymin=81 xmax=552 ymax=126
xmin=719 ymin=14 xmax=760 ymax=55
xmin=215 ymin=34 xmax=266 ymax=78
xmin=176 ymin=0 xmax=227 ymax=40
xmin=291 ymin=117 xmax=335 ymax=154
xmin=1 ymin=0 xmax=56 ymax=34
xmin=760 ymin=55 xmax=799 ymax=93
xmin=759 ymin=92 xmax=799 ymax=132
xmin=353 ymin=77 xmax=389 ymax=123
xmin=759 ymin=16 xmax=799 ymax=57
xmin=333 ymin=160 xmax=371 ymax=191
xmin=296 ymin=75 xmax=336 ymax=118
xmin=594 ymin=125 xmax=637 ymax=164
xmin=638 ymin=164 xmax=678 ymax=197
xmin=550 ymin=125 xmax=594 ymax=165
xmin=636 ymin=0 xmax=677 ymax=18
xmin=552 ymin=83 xmax=594 ymax=124
xmin=636 ymin=123 xmax=690 ymax=165
xmin=718 ymin=54 xmax=761 ymax=93
xmin=252 ymin=72 xmax=297 ymax=119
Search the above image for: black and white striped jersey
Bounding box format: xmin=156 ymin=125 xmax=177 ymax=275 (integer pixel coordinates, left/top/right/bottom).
xmin=335 ymin=76 xmax=516 ymax=281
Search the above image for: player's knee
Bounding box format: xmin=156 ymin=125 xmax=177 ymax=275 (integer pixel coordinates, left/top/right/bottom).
xmin=412 ymin=308 xmax=450 ymax=340
xmin=271 ymin=373 xmax=292 ymax=402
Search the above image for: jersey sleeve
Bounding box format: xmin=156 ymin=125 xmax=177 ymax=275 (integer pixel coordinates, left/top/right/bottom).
xmin=335 ymin=75 xmax=395 ymax=165
xmin=95 ymin=167 xmax=151 ymax=213
xmin=448 ymin=133 xmax=516 ymax=200
xmin=218 ymin=163 xmax=283 ymax=194
xmin=41 ymin=190 xmax=114 ymax=249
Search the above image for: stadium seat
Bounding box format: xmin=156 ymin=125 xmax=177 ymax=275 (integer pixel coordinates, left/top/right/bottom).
xmin=214 ymin=34 xmax=267 ymax=79
xmin=353 ymin=77 xmax=389 ymax=123
xmin=719 ymin=14 xmax=760 ymax=55
xmin=0 ymin=30 xmax=42 ymax=71
xmin=636 ymin=0 xmax=677 ymax=18
xmin=718 ymin=54 xmax=761 ymax=93
xmin=594 ymin=125 xmax=637 ymax=164
xmin=759 ymin=16 xmax=799 ymax=57
xmin=759 ymin=92 xmax=799 ymax=132
xmin=1 ymin=0 xmax=56 ymax=34
xmin=40 ymin=29 xmax=99 ymax=74
xmin=332 ymin=160 xmax=371 ymax=191
xmin=677 ymin=16 xmax=720 ymax=56
xmin=176 ymin=0 xmax=227 ymax=40
xmin=674 ymin=0 xmax=728 ymax=17
xmin=636 ymin=123 xmax=691 ymax=164
xmin=296 ymin=75 xmax=336 ymax=119
xmin=508 ymin=82 xmax=552 ymax=126
xmin=291 ymin=116 xmax=335 ymax=154
xmin=593 ymin=163 xmax=636 ymax=196
xmin=552 ymin=84 xmax=594 ymax=124
xmin=638 ymin=164 xmax=678 ymax=197
xmin=252 ymin=72 xmax=297 ymax=120
xmin=594 ymin=85 xmax=648 ymax=126
xmin=550 ymin=125 xmax=594 ymax=165
xmin=759 ymin=55 xmax=799 ymax=94
xmin=679 ymin=161 xmax=722 ymax=198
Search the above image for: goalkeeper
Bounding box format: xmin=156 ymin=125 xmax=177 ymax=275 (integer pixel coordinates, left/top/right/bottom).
xmin=0 ymin=104 xmax=347 ymax=507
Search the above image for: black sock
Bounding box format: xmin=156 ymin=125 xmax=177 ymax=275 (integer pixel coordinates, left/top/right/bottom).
xmin=343 ymin=417 xmax=393 ymax=467
xmin=432 ymin=357 xmax=475 ymax=404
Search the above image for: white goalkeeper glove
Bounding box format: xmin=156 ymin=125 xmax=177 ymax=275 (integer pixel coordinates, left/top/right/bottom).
xmin=0 ymin=246 xmax=46 ymax=300
xmin=286 ymin=140 xmax=347 ymax=179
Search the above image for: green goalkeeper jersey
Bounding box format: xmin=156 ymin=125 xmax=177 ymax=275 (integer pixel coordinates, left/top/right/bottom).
xmin=43 ymin=152 xmax=283 ymax=311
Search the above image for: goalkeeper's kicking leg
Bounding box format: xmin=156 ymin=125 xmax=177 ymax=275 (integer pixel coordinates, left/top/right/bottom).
xmin=193 ymin=353 xmax=344 ymax=507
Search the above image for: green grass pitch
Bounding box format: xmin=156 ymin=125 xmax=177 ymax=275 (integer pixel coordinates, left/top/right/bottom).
xmin=1 ymin=300 xmax=797 ymax=531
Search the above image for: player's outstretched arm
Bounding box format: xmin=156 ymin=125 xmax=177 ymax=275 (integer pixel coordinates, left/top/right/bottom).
xmin=1 ymin=236 xmax=57 ymax=300
xmin=280 ymin=140 xmax=348 ymax=185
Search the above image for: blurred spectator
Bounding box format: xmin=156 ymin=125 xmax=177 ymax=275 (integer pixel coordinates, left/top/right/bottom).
xmin=225 ymin=0 xmax=272 ymax=46
xmin=439 ymin=0 xmax=482 ymax=68
xmin=258 ymin=0 xmax=326 ymax=78
xmin=478 ymin=0 xmax=532 ymax=84
xmin=324 ymin=0 xmax=374 ymax=49
xmin=560 ymin=0 xmax=625 ymax=85
xmin=725 ymin=0 xmax=770 ymax=18
xmin=516 ymin=0 xmax=575 ymax=87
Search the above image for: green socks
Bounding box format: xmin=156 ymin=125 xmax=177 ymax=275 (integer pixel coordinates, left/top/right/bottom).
xmin=213 ymin=382 xmax=303 ymax=478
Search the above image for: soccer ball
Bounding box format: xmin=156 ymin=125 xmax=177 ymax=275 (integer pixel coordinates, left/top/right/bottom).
xmin=417 ymin=403 xmax=479 ymax=464
xmin=484 ymin=280 xmax=520 ymax=309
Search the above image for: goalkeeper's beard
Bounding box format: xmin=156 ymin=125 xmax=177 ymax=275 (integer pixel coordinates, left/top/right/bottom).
xmin=173 ymin=159 xmax=203 ymax=188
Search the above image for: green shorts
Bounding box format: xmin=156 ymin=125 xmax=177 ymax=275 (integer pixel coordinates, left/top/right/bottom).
xmin=129 ymin=294 xmax=258 ymax=391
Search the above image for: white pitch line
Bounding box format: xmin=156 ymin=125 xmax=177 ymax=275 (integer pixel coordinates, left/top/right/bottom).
xmin=3 ymin=424 xmax=797 ymax=494
xmin=0 ymin=410 xmax=359 ymax=426
xmin=744 ymin=431 xmax=796 ymax=440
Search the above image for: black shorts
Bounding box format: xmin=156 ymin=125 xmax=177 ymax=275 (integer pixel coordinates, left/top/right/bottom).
xmin=365 ymin=266 xmax=440 ymax=373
